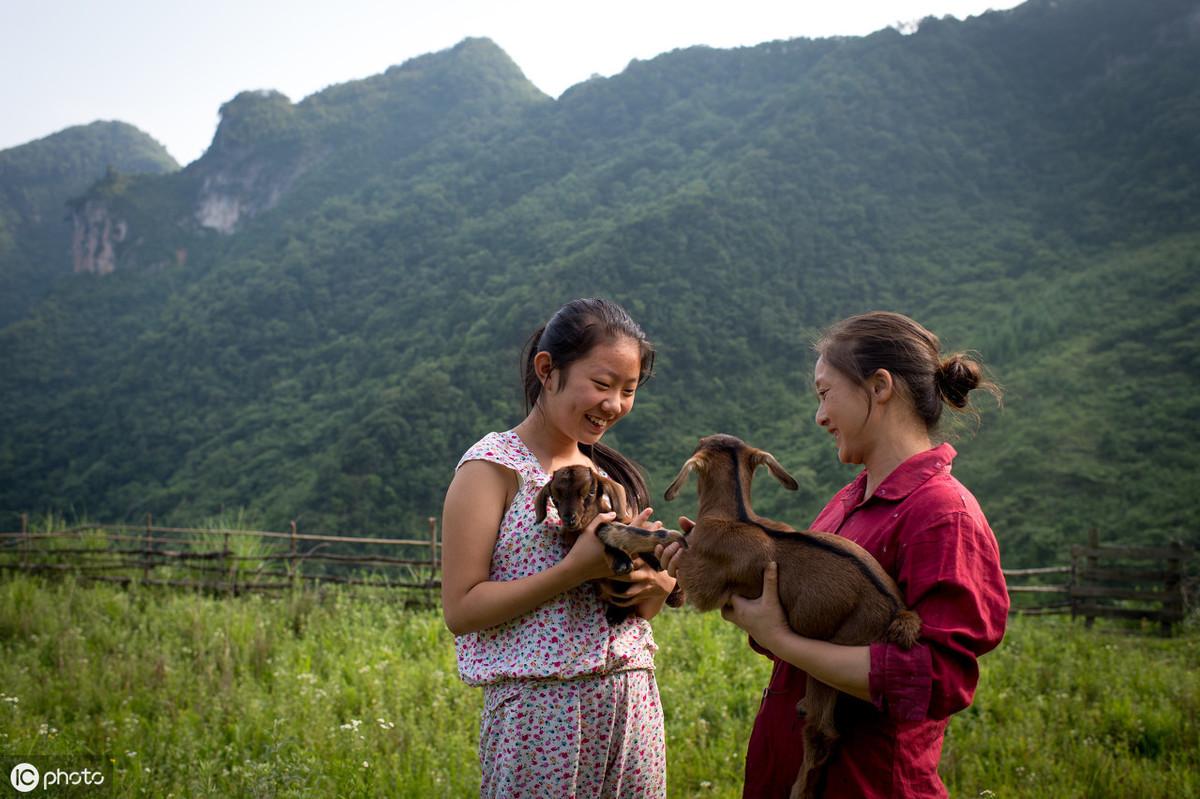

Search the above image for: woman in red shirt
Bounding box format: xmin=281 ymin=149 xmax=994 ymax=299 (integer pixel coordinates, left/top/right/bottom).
xmin=660 ymin=311 xmax=1009 ymax=798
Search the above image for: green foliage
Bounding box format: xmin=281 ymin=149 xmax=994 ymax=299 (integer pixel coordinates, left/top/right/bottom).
xmin=1 ymin=0 xmax=1198 ymax=567
xmin=0 ymin=121 xmax=178 ymax=326
xmin=0 ymin=575 xmax=1196 ymax=797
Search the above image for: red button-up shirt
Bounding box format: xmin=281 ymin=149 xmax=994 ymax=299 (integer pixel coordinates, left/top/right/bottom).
xmin=743 ymin=443 xmax=1009 ymax=798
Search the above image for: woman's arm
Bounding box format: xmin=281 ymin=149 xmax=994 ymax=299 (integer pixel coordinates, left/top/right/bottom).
xmin=441 ymin=460 xmax=619 ymax=636
xmin=721 ymin=562 xmax=872 ymax=702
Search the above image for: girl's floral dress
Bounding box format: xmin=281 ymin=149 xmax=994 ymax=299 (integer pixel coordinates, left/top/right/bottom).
xmin=455 ymin=430 xmax=666 ymax=798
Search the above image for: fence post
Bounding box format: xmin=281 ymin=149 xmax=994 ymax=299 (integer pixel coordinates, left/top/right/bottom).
xmin=290 ymin=520 xmax=298 ymax=592
xmin=20 ymin=512 xmax=29 ymax=571
xmin=1084 ymin=528 xmax=1099 ymax=628
xmin=1163 ymin=540 xmax=1184 ymax=637
xmin=428 ymin=516 xmax=439 ymax=586
xmin=225 ymin=530 xmax=235 ymax=596
xmin=144 ymin=513 xmax=153 ymax=584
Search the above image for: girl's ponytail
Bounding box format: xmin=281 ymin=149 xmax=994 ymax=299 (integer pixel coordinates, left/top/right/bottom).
xmin=587 ymin=442 xmax=650 ymax=514
xmin=521 ymin=325 xmax=548 ymax=412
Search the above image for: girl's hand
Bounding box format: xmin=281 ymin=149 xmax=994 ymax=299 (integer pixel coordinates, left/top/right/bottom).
xmin=628 ymin=506 xmax=664 ymax=531
xmin=720 ymin=562 xmax=790 ymax=650
xmin=653 ymin=515 xmax=694 ymax=578
xmin=562 ymin=512 xmax=620 ymax=582
xmin=599 ymin=559 xmax=674 ymax=607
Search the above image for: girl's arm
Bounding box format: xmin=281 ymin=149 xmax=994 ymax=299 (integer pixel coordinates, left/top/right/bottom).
xmin=721 ymin=562 xmax=871 ymax=702
xmin=441 ymin=459 xmax=619 ymax=636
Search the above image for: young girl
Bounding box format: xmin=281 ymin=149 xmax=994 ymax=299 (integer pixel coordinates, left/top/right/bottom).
xmin=441 ymin=298 xmax=676 ymax=798
xmin=659 ymin=311 xmax=1009 ymax=798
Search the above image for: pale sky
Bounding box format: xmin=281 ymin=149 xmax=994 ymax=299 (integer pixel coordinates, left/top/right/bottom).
xmin=1 ymin=0 xmax=1023 ymax=166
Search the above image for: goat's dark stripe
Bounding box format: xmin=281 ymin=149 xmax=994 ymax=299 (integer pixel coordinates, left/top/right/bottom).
xmin=758 ymin=524 xmax=901 ymax=609
xmin=729 ymin=445 xmax=751 ymax=523
xmin=727 ymin=445 xmax=901 ymax=610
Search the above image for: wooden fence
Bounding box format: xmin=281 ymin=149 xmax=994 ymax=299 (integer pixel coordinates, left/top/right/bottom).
xmin=0 ymin=513 xmax=442 ymax=603
xmin=4 ymin=518 xmax=1193 ymax=631
xmin=1005 ymin=529 xmax=1193 ymax=635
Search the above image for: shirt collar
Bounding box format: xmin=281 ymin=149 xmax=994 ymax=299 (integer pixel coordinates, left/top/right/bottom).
xmin=843 ymin=443 xmax=957 ymax=507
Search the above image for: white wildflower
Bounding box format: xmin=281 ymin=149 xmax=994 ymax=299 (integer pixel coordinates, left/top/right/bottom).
xmin=339 ymin=719 xmax=362 ymax=732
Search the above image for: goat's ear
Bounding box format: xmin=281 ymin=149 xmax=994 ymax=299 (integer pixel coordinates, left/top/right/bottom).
xmin=534 ymin=481 xmax=553 ymax=524
xmin=597 ymin=475 xmax=630 ymax=522
xmin=753 ymin=449 xmax=799 ymax=491
xmin=664 ymin=457 xmax=700 ymax=501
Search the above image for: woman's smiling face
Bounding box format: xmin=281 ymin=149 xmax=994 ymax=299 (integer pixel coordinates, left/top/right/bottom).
xmin=813 ymin=355 xmax=875 ymax=465
xmin=541 ymin=336 xmax=642 ymax=444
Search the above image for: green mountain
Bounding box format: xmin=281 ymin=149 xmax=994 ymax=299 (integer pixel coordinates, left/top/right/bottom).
xmin=1 ymin=0 xmax=1197 ymax=567
xmin=0 ymin=121 xmax=178 ymax=326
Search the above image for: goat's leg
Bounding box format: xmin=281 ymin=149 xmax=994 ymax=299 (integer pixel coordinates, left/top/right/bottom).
xmin=790 ymin=679 xmax=840 ymax=799
xmin=597 ymin=522 xmax=687 ymax=557
xmin=604 ymin=545 xmax=635 ymax=575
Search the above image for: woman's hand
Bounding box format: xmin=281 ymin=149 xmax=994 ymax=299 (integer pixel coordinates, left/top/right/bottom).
xmin=599 ymin=506 xmax=672 ymax=606
xmin=653 ymin=515 xmax=694 ymax=579
xmin=599 ymin=507 xmax=676 ymax=615
xmin=561 ymin=511 xmax=620 ymax=583
xmin=720 ymin=562 xmax=791 ymax=651
xmin=598 ymin=560 xmax=673 ymax=607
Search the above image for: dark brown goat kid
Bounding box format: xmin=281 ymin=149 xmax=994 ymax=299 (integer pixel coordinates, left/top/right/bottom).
xmin=535 ymin=465 xmax=687 ymax=624
xmin=664 ymin=434 xmax=922 ymax=799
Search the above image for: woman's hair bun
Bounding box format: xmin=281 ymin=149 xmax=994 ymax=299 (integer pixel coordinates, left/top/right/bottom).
xmin=936 ymin=354 xmax=982 ymax=409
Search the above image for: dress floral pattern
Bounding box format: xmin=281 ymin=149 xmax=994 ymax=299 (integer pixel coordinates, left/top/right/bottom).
xmin=455 ymin=430 xmax=666 ymax=798
xmin=454 ymin=430 xmax=658 ymax=685
xmin=480 ymin=670 xmax=666 ymax=799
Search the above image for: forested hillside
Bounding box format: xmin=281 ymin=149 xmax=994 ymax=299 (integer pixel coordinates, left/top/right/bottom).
xmin=0 ymin=121 xmax=177 ymax=326
xmin=2 ymin=0 xmax=1198 ymax=566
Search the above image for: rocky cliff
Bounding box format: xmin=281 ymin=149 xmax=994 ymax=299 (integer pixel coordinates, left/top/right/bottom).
xmin=71 ymin=198 xmax=126 ymax=274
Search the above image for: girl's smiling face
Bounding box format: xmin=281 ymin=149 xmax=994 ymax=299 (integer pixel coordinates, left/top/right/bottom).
xmin=813 ymin=355 xmax=875 ymax=465
xmin=538 ymin=336 xmax=642 ymax=445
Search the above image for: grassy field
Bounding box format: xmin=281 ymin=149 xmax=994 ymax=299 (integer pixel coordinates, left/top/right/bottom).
xmin=0 ymin=574 xmax=1196 ymax=797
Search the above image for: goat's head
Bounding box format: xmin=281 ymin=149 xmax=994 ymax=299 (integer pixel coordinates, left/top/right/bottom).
xmin=534 ymin=465 xmax=630 ymax=531
xmin=664 ymin=434 xmax=798 ymax=504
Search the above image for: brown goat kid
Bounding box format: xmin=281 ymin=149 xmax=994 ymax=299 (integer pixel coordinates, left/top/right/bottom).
xmin=664 ymin=434 xmax=921 ymax=799
xmin=535 ymin=465 xmax=687 ymax=624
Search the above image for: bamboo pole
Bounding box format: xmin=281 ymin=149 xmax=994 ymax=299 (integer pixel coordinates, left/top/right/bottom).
xmin=20 ymin=513 xmax=29 ymax=571
xmin=225 ymin=531 xmax=235 ymax=596
xmin=143 ymin=514 xmax=152 ymax=583
xmin=290 ymin=519 xmax=298 ymax=591
xmin=1084 ymin=527 xmax=1099 ymax=628
xmin=1164 ymin=540 xmax=1184 ymax=637
xmin=428 ymin=516 xmax=438 ymax=584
